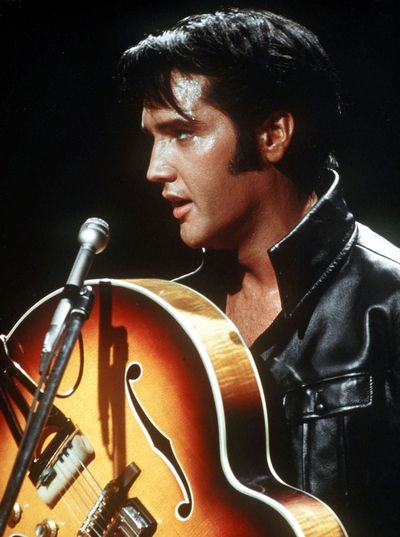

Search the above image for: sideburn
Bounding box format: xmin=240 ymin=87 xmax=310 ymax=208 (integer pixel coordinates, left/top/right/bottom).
xmin=228 ymin=127 xmax=264 ymax=175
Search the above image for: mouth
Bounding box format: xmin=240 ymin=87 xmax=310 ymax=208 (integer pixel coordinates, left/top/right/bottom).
xmin=163 ymin=192 xmax=193 ymax=220
xmin=171 ymin=199 xmax=193 ymax=220
xmin=171 ymin=198 xmax=189 ymax=208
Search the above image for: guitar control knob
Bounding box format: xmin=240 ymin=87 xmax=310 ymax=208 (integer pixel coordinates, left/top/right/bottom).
xmin=35 ymin=518 xmax=58 ymax=537
xmin=7 ymin=501 xmax=23 ymax=528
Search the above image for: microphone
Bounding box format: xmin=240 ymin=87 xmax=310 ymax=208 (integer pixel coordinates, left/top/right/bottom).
xmin=40 ymin=217 xmax=110 ymax=370
xmin=66 ymin=217 xmax=110 ymax=286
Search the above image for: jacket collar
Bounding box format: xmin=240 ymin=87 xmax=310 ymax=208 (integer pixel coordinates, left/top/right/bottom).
xmin=268 ymin=170 xmax=357 ymax=318
xmin=177 ymin=170 xmax=357 ymax=319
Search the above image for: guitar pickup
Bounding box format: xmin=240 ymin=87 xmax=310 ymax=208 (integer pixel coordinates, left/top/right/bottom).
xmin=29 ymin=413 xmax=95 ymax=508
xmin=37 ymin=431 xmax=94 ymax=507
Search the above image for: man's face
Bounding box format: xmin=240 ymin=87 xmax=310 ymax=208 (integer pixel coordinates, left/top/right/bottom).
xmin=142 ymin=71 xmax=272 ymax=250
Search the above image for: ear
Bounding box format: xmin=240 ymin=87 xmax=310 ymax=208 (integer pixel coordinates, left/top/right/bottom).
xmin=256 ymin=111 xmax=294 ymax=164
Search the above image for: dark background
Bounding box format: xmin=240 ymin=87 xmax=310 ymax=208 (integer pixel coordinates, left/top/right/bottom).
xmin=1 ymin=0 xmax=399 ymax=333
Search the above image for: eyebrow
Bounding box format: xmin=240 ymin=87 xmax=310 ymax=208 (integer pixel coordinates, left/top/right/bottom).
xmin=142 ymin=116 xmax=203 ymax=134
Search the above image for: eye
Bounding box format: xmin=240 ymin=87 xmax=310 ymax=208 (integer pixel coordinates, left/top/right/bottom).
xmin=174 ymin=129 xmax=193 ymax=141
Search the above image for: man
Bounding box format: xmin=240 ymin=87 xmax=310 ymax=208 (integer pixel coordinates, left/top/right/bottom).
xmin=119 ymin=9 xmax=400 ymax=536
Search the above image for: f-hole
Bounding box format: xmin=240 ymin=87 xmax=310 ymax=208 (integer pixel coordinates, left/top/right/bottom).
xmin=125 ymin=362 xmax=193 ymax=520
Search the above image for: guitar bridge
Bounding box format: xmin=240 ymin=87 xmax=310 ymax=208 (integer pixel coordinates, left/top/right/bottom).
xmin=78 ymin=462 xmax=157 ymax=536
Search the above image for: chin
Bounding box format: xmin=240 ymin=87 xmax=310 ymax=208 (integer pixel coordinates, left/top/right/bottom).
xmin=180 ymin=221 xmax=234 ymax=250
xmin=180 ymin=234 xmax=204 ymax=250
xmin=179 ymin=225 xmax=209 ymax=250
xmin=180 ymin=232 xmax=229 ymax=251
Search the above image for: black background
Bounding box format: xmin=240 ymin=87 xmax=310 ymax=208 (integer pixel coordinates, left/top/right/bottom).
xmin=1 ymin=0 xmax=399 ymax=333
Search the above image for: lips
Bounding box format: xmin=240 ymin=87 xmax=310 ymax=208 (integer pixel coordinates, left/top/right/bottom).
xmin=172 ymin=200 xmax=193 ymax=220
xmin=163 ymin=191 xmax=193 ymax=220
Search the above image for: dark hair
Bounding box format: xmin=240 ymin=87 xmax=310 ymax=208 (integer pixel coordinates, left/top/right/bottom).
xmin=120 ymin=8 xmax=342 ymax=193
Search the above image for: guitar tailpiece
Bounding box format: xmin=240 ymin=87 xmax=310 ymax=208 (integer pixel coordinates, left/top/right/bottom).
xmin=104 ymin=498 xmax=157 ymax=537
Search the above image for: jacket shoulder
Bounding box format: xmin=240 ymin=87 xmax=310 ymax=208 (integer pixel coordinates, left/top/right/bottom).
xmin=356 ymin=223 xmax=400 ymax=268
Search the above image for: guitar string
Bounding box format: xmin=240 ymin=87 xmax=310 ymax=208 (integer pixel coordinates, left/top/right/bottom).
xmin=55 ymin=452 xmax=114 ymax=537
xmin=66 ymin=450 xmax=101 ymax=500
xmin=115 ymin=504 xmax=143 ymax=537
xmin=76 ymin=466 xmax=144 ymax=537
xmin=55 ymin=457 xmax=93 ymax=524
xmin=60 ymin=455 xmax=108 ymax=535
xmin=63 ymin=457 xmax=96 ymax=513
xmin=73 ymin=460 xmax=151 ymax=537
xmin=51 ymin=457 xmax=89 ymax=529
xmin=58 ymin=462 xmax=121 ymax=537
xmin=39 ymin=451 xmax=145 ymax=536
xmin=66 ymin=451 xmax=132 ymax=535
xmin=119 ymin=506 xmax=146 ymax=537
xmin=76 ymin=460 xmax=155 ymax=537
xmin=119 ymin=525 xmax=132 ymax=537
xmin=115 ymin=508 xmax=142 ymax=536
xmin=67 ymin=452 xmax=120 ymax=532
xmin=116 ymin=495 xmax=157 ymax=537
xmin=73 ymin=458 xmax=156 ymax=536
xmin=73 ymin=457 xmax=102 ymax=495
xmin=69 ymin=452 xmax=143 ymax=536
xmin=37 ymin=443 xmax=150 ymax=535
xmin=41 ymin=441 xmax=142 ymax=535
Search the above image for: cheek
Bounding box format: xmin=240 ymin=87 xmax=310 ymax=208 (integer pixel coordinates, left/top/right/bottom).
xmin=203 ymin=179 xmax=252 ymax=228
xmin=218 ymin=179 xmax=259 ymax=228
xmin=191 ymin=135 xmax=216 ymax=154
xmin=192 ymin=125 xmax=236 ymax=161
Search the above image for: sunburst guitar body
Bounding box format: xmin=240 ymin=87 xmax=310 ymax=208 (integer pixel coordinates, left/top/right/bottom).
xmin=0 ymin=279 xmax=347 ymax=536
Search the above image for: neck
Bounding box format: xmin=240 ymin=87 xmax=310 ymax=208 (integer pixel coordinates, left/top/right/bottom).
xmin=222 ymin=169 xmax=316 ymax=345
xmin=234 ymin=175 xmax=316 ymax=288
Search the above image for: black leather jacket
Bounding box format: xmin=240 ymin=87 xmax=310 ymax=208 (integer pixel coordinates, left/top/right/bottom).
xmin=181 ymin=172 xmax=400 ymax=536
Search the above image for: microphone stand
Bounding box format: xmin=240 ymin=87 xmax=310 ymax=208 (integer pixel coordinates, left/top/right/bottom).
xmin=0 ymin=285 xmax=94 ymax=535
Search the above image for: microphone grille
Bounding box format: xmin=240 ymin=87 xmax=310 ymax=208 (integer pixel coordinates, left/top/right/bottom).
xmin=79 ymin=217 xmax=110 ymax=254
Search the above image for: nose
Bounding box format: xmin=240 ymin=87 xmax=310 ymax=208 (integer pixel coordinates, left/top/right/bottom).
xmin=146 ymin=140 xmax=177 ymax=184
